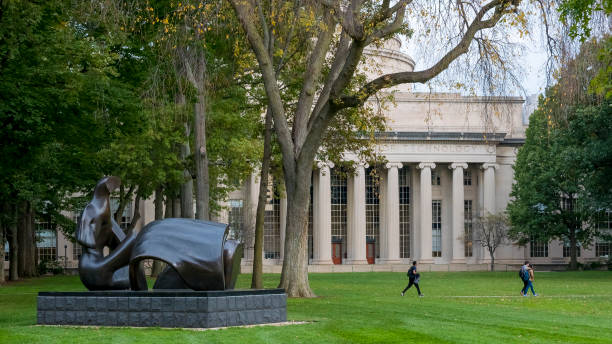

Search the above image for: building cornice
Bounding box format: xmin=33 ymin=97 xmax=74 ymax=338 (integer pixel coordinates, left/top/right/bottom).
xmin=374 ymin=131 xmax=508 ymax=143
xmin=376 ymin=92 xmax=524 ymax=104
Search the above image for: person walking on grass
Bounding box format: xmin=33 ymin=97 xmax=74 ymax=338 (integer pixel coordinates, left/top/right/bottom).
xmin=524 ymin=264 xmax=538 ymax=296
xmin=520 ymin=261 xmax=530 ymax=296
xmin=401 ymin=260 xmax=423 ymax=297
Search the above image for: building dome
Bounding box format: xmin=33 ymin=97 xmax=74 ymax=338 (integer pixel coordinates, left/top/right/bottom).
xmin=362 ymin=37 xmax=415 ymax=93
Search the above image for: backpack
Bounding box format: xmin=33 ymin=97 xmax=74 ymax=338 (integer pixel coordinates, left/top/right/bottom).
xmin=518 ymin=267 xmax=528 ymax=281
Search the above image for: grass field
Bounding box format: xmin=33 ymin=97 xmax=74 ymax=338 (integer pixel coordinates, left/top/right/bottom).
xmin=1 ymin=271 xmax=611 ymax=343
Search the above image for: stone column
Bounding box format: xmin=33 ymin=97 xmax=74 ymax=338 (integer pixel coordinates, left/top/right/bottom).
xmin=279 ymin=192 xmax=287 ymax=260
xmin=347 ymin=162 xmax=368 ymax=264
xmin=418 ymin=162 xmax=435 ymax=263
xmin=312 ymin=162 xmax=333 ymax=264
xmin=449 ymin=163 xmax=468 ymax=262
xmin=380 ymin=162 xmax=402 ymax=264
xmin=481 ymin=163 xmax=498 ymax=215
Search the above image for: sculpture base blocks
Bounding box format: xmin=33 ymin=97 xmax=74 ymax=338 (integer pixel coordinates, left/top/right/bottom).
xmin=37 ymin=289 xmax=287 ymax=328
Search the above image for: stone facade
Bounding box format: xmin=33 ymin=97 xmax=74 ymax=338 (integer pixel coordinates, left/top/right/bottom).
xmin=37 ymin=289 xmax=287 ymax=328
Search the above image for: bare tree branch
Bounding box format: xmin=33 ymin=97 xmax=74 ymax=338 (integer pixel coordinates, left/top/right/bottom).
xmin=293 ymin=10 xmax=334 ymax=156
xmin=338 ymin=0 xmax=514 ymax=108
xmin=228 ymin=0 xmax=296 ymax=179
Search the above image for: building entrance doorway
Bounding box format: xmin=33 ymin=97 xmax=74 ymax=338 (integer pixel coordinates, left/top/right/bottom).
xmin=332 ymin=242 xmax=342 ymax=265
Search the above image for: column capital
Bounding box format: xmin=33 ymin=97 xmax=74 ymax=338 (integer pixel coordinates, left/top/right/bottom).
xmin=449 ymin=162 xmax=468 ymax=170
xmin=316 ymin=161 xmax=334 ymax=171
xmin=354 ymin=160 xmax=369 ymax=169
xmin=417 ymin=162 xmax=436 ymax=170
xmin=481 ymin=163 xmax=499 ymax=170
xmin=385 ymin=162 xmax=403 ymax=170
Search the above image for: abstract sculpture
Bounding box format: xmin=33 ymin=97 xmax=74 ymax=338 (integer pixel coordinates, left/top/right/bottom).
xmin=76 ymin=176 xmax=242 ymax=291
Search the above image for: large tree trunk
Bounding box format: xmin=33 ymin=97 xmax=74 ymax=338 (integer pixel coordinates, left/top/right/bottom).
xmin=151 ymin=187 xmax=166 ymax=277
xmin=164 ymin=190 xmax=174 ymax=218
xmin=180 ymin=122 xmax=195 ymax=219
xmin=251 ymin=109 xmax=273 ymax=289
xmin=0 ymin=223 xmax=4 ymax=285
xmin=126 ymin=192 xmax=141 ymax=232
xmin=114 ymin=184 xmax=135 ymax=226
xmin=8 ymin=206 xmax=18 ymax=281
xmin=177 ymin=92 xmax=194 ymax=219
xmin=173 ymin=197 xmax=181 ymax=220
xmin=194 ymin=96 xmax=210 ymax=221
xmin=278 ymin=161 xmax=314 ymax=297
xmin=17 ymin=202 xmax=37 ymax=278
xmin=569 ymin=226 xmax=578 ymax=270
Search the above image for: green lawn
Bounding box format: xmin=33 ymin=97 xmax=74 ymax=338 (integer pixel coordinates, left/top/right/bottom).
xmin=1 ymin=271 xmax=611 ymax=343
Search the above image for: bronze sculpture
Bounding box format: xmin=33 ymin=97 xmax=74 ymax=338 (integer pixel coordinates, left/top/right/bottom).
xmin=76 ymin=176 xmax=242 ymax=291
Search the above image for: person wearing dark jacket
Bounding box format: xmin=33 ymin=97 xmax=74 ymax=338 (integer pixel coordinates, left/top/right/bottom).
xmin=401 ymin=260 xmax=423 ymax=297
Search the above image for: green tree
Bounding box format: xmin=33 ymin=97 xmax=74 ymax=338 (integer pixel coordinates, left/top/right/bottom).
xmin=229 ymin=0 xmax=523 ymax=297
xmin=508 ymin=37 xmax=612 ymax=268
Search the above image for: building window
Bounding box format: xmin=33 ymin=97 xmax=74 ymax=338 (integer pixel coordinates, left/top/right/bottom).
xmin=596 ymin=210 xmax=611 ymax=257
xmin=432 ymin=200 xmax=442 ymax=257
xmin=597 ymin=242 xmax=611 ymax=258
xmin=562 ymin=241 xmax=581 ymax=257
xmin=561 ymin=195 xmax=575 ymax=212
xmin=72 ymin=242 xmax=82 ymax=261
xmin=331 ymin=169 xmax=347 ymax=257
xmin=463 ymin=170 xmax=472 ymax=186
xmin=264 ymin=182 xmax=281 ymax=259
xmin=365 ymin=168 xmax=380 ymax=258
xmin=399 ymin=167 xmax=410 ymax=258
xmin=36 ymin=218 xmax=57 ymax=262
xmin=530 ymin=237 xmax=549 ymax=257
xmin=308 ymin=177 xmax=313 ymax=261
xmin=431 ymin=169 xmax=441 ymax=186
xmin=464 ymin=200 xmax=473 ymax=257
xmin=228 ymin=199 xmax=244 ymax=241
xmin=110 ymin=199 xmax=132 ymax=230
xmin=4 ymin=242 xmax=8 ymax=261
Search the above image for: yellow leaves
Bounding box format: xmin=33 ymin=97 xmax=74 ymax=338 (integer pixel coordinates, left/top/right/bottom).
xmin=162 ymin=18 xmax=169 ymax=24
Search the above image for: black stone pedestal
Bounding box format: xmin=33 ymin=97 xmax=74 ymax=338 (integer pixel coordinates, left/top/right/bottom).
xmin=37 ymin=289 xmax=287 ymax=328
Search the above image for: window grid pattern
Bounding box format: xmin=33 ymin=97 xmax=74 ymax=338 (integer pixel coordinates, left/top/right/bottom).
xmin=331 ymin=170 xmax=347 ymax=245
xmin=431 ymin=169 xmax=441 ymax=186
xmin=365 ymin=168 xmax=380 ymax=258
xmin=561 ymin=195 xmax=575 ymax=212
xmin=399 ymin=167 xmax=410 ymax=258
xmin=228 ymin=199 xmax=244 ymax=241
xmin=110 ymin=199 xmax=132 ymax=230
xmin=264 ymin=184 xmax=281 ymax=259
xmin=36 ymin=219 xmax=57 ymax=262
xmin=463 ymin=170 xmax=472 ymax=186
xmin=563 ymin=242 xmax=581 ymax=257
xmin=432 ymin=200 xmax=442 ymax=257
xmin=72 ymin=242 xmax=82 ymax=261
xmin=464 ymin=200 xmax=473 ymax=257
xmin=71 ymin=211 xmax=82 ymax=261
xmin=530 ymin=238 xmax=549 ymax=257
xmin=308 ymin=179 xmax=313 ymax=260
xmin=596 ymin=210 xmax=611 ymax=257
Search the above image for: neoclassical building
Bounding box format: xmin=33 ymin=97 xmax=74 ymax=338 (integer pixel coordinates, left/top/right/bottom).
xmin=214 ymin=38 xmax=610 ymax=272
xmin=4 ymin=39 xmax=611 ymax=274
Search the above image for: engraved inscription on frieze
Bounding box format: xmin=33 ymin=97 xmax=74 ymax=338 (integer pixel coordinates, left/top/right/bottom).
xmin=385 ymin=143 xmax=493 ymax=154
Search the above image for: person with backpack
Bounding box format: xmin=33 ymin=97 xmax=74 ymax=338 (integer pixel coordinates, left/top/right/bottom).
xmin=520 ymin=261 xmax=530 ymax=296
xmin=525 ymin=264 xmax=538 ymax=296
xmin=401 ymin=261 xmax=423 ymax=297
